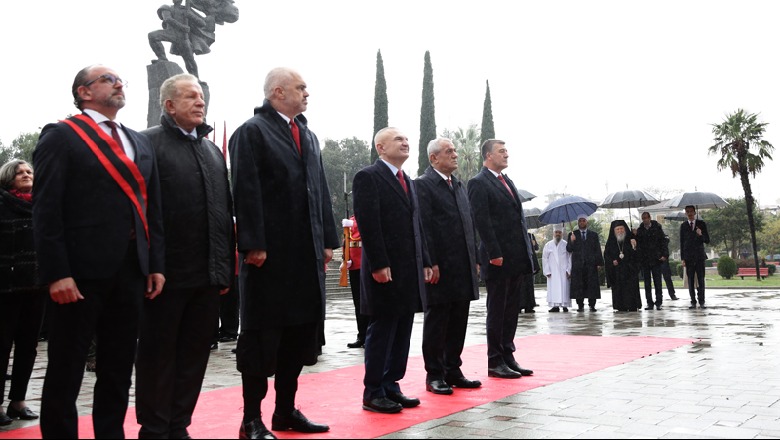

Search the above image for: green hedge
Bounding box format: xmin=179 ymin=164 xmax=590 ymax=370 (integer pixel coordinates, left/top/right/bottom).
xmin=717 ymin=256 xmax=737 ymax=279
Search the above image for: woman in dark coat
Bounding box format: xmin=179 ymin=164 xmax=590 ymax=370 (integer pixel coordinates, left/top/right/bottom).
xmin=0 ymin=159 xmax=46 ymax=425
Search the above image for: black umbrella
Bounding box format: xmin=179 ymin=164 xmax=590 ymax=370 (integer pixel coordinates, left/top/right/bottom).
xmin=524 ymin=208 xmax=542 ymax=229
xmin=666 ymin=191 xmax=728 ymax=220
xmin=515 ymin=188 xmax=537 ymax=203
xmin=600 ymin=189 xmax=659 ymax=228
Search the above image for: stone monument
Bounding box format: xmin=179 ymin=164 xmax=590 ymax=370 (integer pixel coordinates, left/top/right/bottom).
xmin=147 ymin=0 xmax=239 ymax=127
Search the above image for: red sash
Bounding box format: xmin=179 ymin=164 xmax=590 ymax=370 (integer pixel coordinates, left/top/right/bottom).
xmin=61 ymin=114 xmax=150 ymax=242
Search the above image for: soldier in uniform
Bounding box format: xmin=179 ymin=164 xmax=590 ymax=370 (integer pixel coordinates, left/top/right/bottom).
xmin=342 ymin=216 xmax=368 ymax=349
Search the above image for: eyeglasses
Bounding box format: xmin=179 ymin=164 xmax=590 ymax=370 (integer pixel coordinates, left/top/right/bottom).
xmin=83 ymin=73 xmax=128 ymax=88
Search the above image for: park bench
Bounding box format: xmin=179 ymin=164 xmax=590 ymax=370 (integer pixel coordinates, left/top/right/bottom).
xmin=737 ymin=267 xmax=770 ymax=280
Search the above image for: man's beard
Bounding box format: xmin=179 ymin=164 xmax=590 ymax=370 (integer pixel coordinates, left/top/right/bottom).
xmin=616 ymin=233 xmax=626 ymax=242
xmin=555 ymin=236 xmax=561 ymax=243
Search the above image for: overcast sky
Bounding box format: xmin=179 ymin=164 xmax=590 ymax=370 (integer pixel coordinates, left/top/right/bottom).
xmin=2 ymin=0 xmax=779 ymax=210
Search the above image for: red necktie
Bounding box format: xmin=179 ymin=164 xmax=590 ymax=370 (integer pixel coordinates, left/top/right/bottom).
xmin=447 ymin=177 xmax=453 ymax=189
xmin=104 ymin=121 xmax=125 ymax=151
xmin=290 ymin=120 xmax=302 ymax=155
xmin=497 ymin=174 xmax=514 ymax=198
xmin=397 ymin=170 xmax=408 ymax=195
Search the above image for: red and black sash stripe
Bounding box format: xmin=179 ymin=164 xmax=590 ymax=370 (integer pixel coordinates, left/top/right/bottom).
xmin=61 ymin=114 xmax=150 ymax=242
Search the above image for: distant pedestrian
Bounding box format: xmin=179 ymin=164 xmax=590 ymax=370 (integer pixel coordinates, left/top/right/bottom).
xmin=567 ymin=214 xmax=604 ymax=312
xmin=634 ymin=212 xmax=670 ymax=310
xmin=543 ymin=224 xmax=571 ymax=313
xmin=0 ymin=160 xmax=46 ymax=426
xmin=604 ymin=220 xmax=642 ymax=312
xmin=680 ymin=205 xmax=710 ymax=309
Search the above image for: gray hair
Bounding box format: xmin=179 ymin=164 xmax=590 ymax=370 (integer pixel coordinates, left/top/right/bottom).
xmin=0 ymin=160 xmax=31 ymax=190
xmin=427 ymin=137 xmax=453 ymax=157
xmin=263 ymin=68 xmax=299 ymax=99
xmin=159 ymin=73 xmax=200 ymax=112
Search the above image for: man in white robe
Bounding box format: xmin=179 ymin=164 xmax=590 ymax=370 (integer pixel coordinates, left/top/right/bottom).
xmin=544 ymin=224 xmax=572 ymax=312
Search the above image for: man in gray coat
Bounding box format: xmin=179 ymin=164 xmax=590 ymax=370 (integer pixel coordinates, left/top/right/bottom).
xmin=416 ymin=138 xmax=481 ymax=395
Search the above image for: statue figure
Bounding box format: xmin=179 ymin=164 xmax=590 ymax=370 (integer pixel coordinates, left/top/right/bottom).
xmin=148 ymin=0 xmax=238 ymax=79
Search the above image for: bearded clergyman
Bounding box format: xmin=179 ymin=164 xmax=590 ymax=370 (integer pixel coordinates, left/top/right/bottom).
xmin=604 ymin=220 xmax=642 ymax=312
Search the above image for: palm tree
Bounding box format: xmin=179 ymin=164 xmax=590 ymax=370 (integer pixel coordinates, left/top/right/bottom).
xmin=709 ymin=109 xmax=775 ymax=280
xmin=443 ymin=125 xmax=482 ymax=182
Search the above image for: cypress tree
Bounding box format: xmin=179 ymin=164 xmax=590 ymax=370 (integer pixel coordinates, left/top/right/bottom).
xmin=371 ymin=50 xmax=388 ymax=163
xmin=418 ymin=51 xmax=437 ymax=176
xmin=481 ymin=80 xmax=496 ymax=143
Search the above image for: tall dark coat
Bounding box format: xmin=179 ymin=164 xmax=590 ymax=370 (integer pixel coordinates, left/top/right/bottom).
xmin=32 ymin=116 xmax=165 ymax=283
xmin=566 ymin=229 xmax=604 ymax=300
xmin=142 ymin=113 xmax=235 ymax=290
xmin=415 ymin=166 xmax=479 ymax=307
xmin=634 ymin=220 xmax=669 ymax=268
xmin=352 ymin=160 xmax=430 ymax=317
xmin=604 ymin=222 xmax=641 ymax=311
xmin=229 ymin=101 xmax=339 ymax=329
xmin=467 ymin=167 xmax=534 ymax=281
xmin=0 ymin=189 xmax=39 ymax=293
xmin=680 ymin=219 xmax=710 ymax=263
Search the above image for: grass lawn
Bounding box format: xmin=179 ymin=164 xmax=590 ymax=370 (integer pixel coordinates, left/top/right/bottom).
xmin=668 ymin=275 xmax=780 ymax=288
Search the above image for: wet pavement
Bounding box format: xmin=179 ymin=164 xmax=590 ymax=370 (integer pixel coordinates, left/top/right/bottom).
xmin=3 ymin=285 xmax=780 ymax=439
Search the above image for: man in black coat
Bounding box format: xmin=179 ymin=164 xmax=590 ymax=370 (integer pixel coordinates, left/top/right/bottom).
xmin=467 ymin=139 xmax=535 ymax=380
xmin=353 ymin=127 xmax=432 ymax=414
xmin=634 ymin=212 xmax=670 ymax=310
xmin=230 ymin=68 xmax=339 ymax=439
xmin=680 ymin=205 xmax=710 ymax=309
xmin=32 ymin=65 xmax=166 ymax=439
xmin=135 ymin=74 xmax=235 ymax=439
xmin=567 ymin=215 xmax=604 ymax=312
xmin=415 ymin=138 xmax=481 ymax=396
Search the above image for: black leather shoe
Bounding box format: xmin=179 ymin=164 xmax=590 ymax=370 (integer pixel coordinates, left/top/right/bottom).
xmin=0 ymin=412 xmax=11 ymax=426
xmin=644 ymin=306 xmax=654 ymax=311
xmin=447 ymin=376 xmax=482 ymax=389
xmin=347 ymin=339 xmax=364 ymax=349
xmin=505 ymin=359 xmax=533 ymax=376
xmin=271 ymin=409 xmax=329 ymax=433
xmin=386 ymin=392 xmax=420 ymax=408
xmin=548 ymin=306 xmax=560 ymax=313
xmin=699 ymin=304 xmax=707 ymax=309
xmin=362 ymin=397 xmax=402 ymax=414
xmin=218 ymin=335 xmax=237 ymax=343
xmin=525 ymin=309 xmax=535 ymax=313
xmin=7 ymin=406 xmax=39 ymax=420
xmin=487 ymin=364 xmax=522 ymax=379
xmin=426 ymin=379 xmax=453 ymax=395
xmin=589 ymin=307 xmax=597 ymax=312
xmin=562 ymin=307 xmax=569 ymax=313
xmin=577 ymin=307 xmax=585 ymax=312
xmin=670 ymin=294 xmax=679 ymax=300
xmin=656 ymin=305 xmax=662 ymax=310
xmin=239 ymin=418 xmax=276 ymax=439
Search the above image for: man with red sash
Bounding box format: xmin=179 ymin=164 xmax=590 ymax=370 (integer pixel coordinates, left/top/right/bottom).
xmin=32 ymin=65 xmax=165 ymax=439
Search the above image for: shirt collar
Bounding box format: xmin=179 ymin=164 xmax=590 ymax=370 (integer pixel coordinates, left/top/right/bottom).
xmin=177 ymin=126 xmax=198 ymax=139
xmin=433 ymin=168 xmax=451 ymax=182
xmin=487 ymin=168 xmax=501 ymax=178
xmin=83 ymin=109 xmax=123 ymax=129
xmin=380 ymin=159 xmax=400 ymax=176
xmin=277 ymin=111 xmax=291 ymax=124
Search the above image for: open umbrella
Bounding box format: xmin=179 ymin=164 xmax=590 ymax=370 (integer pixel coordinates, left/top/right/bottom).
xmin=539 ymin=195 xmax=598 ymax=226
xmin=666 ymin=191 xmax=729 ymax=210
xmin=515 ymin=188 xmax=536 ymax=203
xmin=600 ymin=189 xmax=659 ymax=228
xmin=663 ymin=211 xmax=690 ymax=222
xmin=524 ymin=207 xmax=542 ymax=229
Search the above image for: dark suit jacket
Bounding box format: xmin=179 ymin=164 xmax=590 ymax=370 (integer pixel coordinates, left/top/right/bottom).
xmin=352 ymin=160 xmax=430 ymax=317
xmin=32 ymin=115 xmax=165 ymax=284
xmin=467 ymin=167 xmax=533 ymax=281
xmin=415 ymin=166 xmax=479 ymax=306
xmin=680 ymin=219 xmax=710 ymax=263
xmin=229 ymin=100 xmax=339 ymax=329
xmin=566 ymin=229 xmax=605 ymax=300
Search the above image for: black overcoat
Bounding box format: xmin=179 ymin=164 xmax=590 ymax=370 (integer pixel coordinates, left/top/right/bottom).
xmin=0 ymin=189 xmax=39 ymax=293
xmin=32 ymin=116 xmax=165 ymax=284
xmin=415 ymin=166 xmax=479 ymax=307
xmin=634 ymin=220 xmax=669 ymax=268
xmin=566 ymin=229 xmax=604 ymax=300
xmin=352 ymin=160 xmax=430 ymax=317
xmin=229 ymin=101 xmax=339 ymax=329
xmin=467 ymin=167 xmax=534 ymax=281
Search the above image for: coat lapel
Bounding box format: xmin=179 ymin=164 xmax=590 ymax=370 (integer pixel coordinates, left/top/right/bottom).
xmin=376 ymin=161 xmax=410 ymax=205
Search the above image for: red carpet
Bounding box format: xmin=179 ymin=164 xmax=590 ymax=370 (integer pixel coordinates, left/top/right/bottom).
xmin=0 ymin=334 xmax=693 ymax=439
